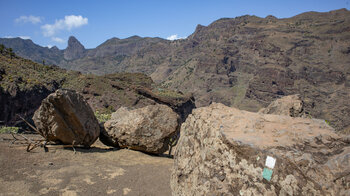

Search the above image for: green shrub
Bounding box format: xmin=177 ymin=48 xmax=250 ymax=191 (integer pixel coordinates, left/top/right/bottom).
xmin=94 ymin=111 xmax=112 ymax=123
xmin=0 ymin=126 xmax=19 ymax=134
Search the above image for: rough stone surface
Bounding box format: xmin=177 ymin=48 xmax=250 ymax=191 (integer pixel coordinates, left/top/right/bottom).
xmin=33 ymin=89 xmax=100 ymax=147
xmin=171 ymin=103 xmax=350 ymax=196
xmin=259 ymin=94 xmax=305 ymax=117
xmin=99 ymin=123 xmax=120 ymax=148
xmin=104 ymin=104 xmax=180 ymax=154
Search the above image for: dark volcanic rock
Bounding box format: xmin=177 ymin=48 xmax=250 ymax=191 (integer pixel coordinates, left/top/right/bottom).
xmin=33 ymin=89 xmax=100 ymax=147
xmin=171 ymin=103 xmax=350 ymax=195
xmin=0 ymin=84 xmax=59 ymax=128
xmin=63 ymin=36 xmax=86 ymax=60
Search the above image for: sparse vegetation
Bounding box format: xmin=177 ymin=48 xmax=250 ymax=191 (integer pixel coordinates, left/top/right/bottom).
xmin=153 ymin=88 xmax=184 ymax=99
xmin=1 ymin=45 xmax=191 ymax=127
xmin=0 ymin=126 xmax=19 ymax=134
xmin=94 ymin=110 xmax=112 ymax=123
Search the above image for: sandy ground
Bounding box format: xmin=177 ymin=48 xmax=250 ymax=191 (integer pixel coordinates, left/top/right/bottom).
xmin=0 ymin=133 xmax=173 ymax=196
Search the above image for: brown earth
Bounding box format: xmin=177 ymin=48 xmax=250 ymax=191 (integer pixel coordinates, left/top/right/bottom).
xmin=0 ymin=133 xmax=173 ymax=196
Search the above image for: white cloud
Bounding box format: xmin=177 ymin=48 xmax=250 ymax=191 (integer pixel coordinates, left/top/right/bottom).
xmin=15 ymin=15 xmax=42 ymax=24
xmin=51 ymin=37 xmax=65 ymax=43
xmin=4 ymin=35 xmax=30 ymax=39
xmin=41 ymin=15 xmax=88 ymax=37
xmin=47 ymin=45 xmax=53 ymax=48
xmin=166 ymin=34 xmax=185 ymax=40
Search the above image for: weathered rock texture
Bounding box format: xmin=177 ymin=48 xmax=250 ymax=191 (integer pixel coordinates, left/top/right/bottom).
xmin=33 ymin=89 xmax=100 ymax=147
xmin=104 ymin=104 xmax=180 ymax=154
xmin=259 ymin=94 xmax=305 ymax=117
xmin=171 ymin=103 xmax=350 ymax=195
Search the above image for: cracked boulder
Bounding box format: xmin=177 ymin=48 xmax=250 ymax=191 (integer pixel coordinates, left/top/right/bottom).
xmin=104 ymin=104 xmax=180 ymax=154
xmin=171 ymin=103 xmax=350 ymax=195
xmin=33 ymin=89 xmax=100 ymax=147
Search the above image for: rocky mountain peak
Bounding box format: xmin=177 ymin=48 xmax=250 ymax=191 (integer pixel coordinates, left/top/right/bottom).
xmin=64 ymin=36 xmax=86 ymax=60
xmin=50 ymin=46 xmax=59 ymax=51
xmin=67 ymin=36 xmax=83 ymax=47
xmin=189 ymin=24 xmax=206 ymax=40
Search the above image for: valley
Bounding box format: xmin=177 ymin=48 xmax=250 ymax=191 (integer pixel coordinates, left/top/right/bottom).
xmin=1 ymin=9 xmax=349 ymax=133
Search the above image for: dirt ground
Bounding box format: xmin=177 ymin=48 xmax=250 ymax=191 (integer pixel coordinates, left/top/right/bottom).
xmin=0 ymin=133 xmax=173 ymax=196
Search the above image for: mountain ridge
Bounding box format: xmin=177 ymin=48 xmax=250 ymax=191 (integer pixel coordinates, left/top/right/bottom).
xmin=1 ymin=8 xmax=349 ymax=133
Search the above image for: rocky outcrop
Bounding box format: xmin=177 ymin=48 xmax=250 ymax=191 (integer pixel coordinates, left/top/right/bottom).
xmin=134 ymin=87 xmax=195 ymax=123
xmin=63 ymin=36 xmax=86 ymax=60
xmin=104 ymin=104 xmax=180 ymax=154
xmin=171 ymin=103 xmax=350 ymax=195
xmin=0 ymin=84 xmax=59 ymax=128
xmin=259 ymin=94 xmax=305 ymax=117
xmin=33 ymin=89 xmax=100 ymax=147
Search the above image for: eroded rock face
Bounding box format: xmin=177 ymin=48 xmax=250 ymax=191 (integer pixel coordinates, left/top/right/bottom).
xmin=259 ymin=94 xmax=305 ymax=117
xmin=171 ymin=103 xmax=350 ymax=195
xmin=63 ymin=36 xmax=86 ymax=60
xmin=104 ymin=104 xmax=180 ymax=154
xmin=33 ymin=89 xmax=100 ymax=147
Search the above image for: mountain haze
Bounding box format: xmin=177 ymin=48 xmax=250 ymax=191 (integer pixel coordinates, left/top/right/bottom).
xmin=1 ymin=8 xmax=349 ymax=133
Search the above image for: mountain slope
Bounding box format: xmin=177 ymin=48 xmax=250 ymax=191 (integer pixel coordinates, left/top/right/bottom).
xmin=0 ymin=37 xmax=63 ymax=65
xmin=0 ymin=47 xmax=194 ymax=128
xmin=156 ymin=9 xmax=350 ymax=133
xmin=1 ymin=9 xmax=349 ymax=132
xmin=60 ymin=36 xmax=172 ymax=75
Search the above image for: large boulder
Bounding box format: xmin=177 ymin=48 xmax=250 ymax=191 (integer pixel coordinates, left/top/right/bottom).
xmin=104 ymin=104 xmax=180 ymax=154
xmin=33 ymin=89 xmax=100 ymax=147
xmin=171 ymin=103 xmax=350 ymax=195
xmin=259 ymin=94 xmax=305 ymax=117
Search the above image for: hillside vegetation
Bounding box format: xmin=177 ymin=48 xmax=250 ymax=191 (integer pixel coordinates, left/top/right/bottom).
xmin=0 ymin=46 xmax=193 ymax=128
xmin=1 ymin=9 xmax=350 ymax=133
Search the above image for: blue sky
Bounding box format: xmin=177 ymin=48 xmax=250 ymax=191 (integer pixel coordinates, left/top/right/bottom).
xmin=0 ymin=0 xmax=348 ymax=49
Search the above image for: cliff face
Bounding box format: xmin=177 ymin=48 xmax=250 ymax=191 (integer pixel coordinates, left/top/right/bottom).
xmin=159 ymin=9 xmax=350 ymax=133
xmin=0 ymin=83 xmax=58 ymax=127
